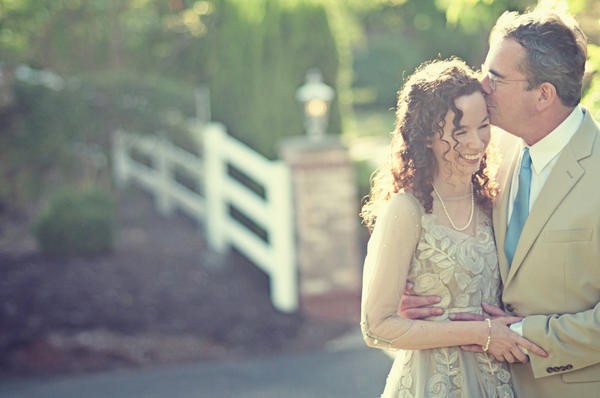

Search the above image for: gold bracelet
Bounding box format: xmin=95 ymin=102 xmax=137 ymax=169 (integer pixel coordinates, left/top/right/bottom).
xmin=482 ymin=318 xmax=492 ymax=352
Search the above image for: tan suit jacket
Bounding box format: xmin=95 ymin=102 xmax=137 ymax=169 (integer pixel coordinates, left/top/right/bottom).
xmin=493 ymin=109 xmax=600 ymax=397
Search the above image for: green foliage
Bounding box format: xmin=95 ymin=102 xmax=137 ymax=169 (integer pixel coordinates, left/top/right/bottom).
xmin=1 ymin=0 xmax=352 ymax=204
xmin=2 ymin=0 xmax=600 ymax=217
xmin=354 ymin=159 xmax=377 ymax=204
xmin=1 ymin=80 xmax=85 ymax=208
xmin=352 ymin=0 xmax=487 ymax=110
xmin=33 ymin=188 xmax=116 ymax=257
xmin=435 ymin=0 xmax=534 ymax=32
xmin=78 ymin=70 xmax=196 ymax=143
xmin=0 ymin=1 xmax=201 ymax=77
xmin=205 ymin=0 xmax=345 ymax=158
xmin=353 ymin=34 xmax=429 ymax=109
xmin=0 ymin=70 xmax=196 ymax=214
xmin=582 ymin=43 xmax=600 ymax=119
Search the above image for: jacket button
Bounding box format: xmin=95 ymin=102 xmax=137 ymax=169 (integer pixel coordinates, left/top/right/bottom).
xmin=505 ymin=304 xmax=515 ymax=312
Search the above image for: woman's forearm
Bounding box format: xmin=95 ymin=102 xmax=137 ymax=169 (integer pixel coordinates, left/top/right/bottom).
xmin=362 ymin=315 xmax=487 ymax=351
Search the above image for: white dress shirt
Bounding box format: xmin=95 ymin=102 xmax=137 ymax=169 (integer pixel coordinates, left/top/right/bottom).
xmin=507 ymin=106 xmax=584 ymax=221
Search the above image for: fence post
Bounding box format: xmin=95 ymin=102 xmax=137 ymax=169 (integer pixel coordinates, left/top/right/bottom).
xmin=203 ymin=123 xmax=228 ymax=253
xmin=112 ymin=130 xmax=129 ymax=188
xmin=269 ymin=162 xmax=298 ymax=312
xmin=155 ymin=132 xmax=174 ymax=216
xmin=188 ymin=120 xmax=207 ymax=229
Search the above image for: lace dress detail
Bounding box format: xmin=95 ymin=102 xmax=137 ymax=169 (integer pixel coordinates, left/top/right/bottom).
xmin=376 ymin=205 xmax=514 ymax=397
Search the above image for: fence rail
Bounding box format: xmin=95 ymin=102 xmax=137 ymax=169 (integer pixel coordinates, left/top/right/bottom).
xmin=112 ymin=122 xmax=298 ymax=312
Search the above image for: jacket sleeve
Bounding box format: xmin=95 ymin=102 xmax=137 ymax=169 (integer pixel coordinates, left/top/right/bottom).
xmin=524 ymin=305 xmax=600 ymax=378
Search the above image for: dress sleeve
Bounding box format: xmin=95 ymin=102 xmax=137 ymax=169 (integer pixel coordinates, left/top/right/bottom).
xmin=360 ymin=192 xmax=422 ymax=350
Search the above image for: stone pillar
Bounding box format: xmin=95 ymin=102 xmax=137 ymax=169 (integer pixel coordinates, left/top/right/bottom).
xmin=280 ymin=135 xmax=361 ymax=314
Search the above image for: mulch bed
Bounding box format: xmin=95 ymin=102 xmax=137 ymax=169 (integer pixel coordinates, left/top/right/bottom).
xmin=0 ymin=188 xmax=356 ymax=377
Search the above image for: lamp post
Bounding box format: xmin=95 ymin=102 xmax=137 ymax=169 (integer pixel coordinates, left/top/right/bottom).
xmin=284 ymin=69 xmax=360 ymax=308
xmin=295 ymin=68 xmax=334 ymax=140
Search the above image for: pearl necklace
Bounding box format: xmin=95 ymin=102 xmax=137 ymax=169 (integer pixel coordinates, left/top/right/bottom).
xmin=432 ymin=184 xmax=474 ymax=231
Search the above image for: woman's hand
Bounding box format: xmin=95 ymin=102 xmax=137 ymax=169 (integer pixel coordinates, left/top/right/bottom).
xmin=484 ymin=317 xmax=548 ymax=363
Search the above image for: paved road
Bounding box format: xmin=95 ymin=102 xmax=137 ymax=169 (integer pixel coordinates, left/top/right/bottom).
xmin=0 ymin=330 xmax=392 ymax=398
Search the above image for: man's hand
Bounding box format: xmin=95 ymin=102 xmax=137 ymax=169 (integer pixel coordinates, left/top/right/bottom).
xmin=397 ymin=282 xmax=444 ymax=319
xmin=448 ymin=302 xmax=509 ymax=321
xmin=482 ymin=303 xmax=509 ymax=317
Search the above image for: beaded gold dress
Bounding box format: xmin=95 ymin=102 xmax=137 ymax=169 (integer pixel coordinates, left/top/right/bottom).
xmin=361 ymin=192 xmax=514 ymax=398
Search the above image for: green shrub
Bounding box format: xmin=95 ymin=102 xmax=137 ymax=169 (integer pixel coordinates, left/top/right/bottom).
xmin=206 ymin=0 xmax=346 ymax=158
xmin=1 ymin=81 xmax=88 ymax=211
xmin=1 ymin=70 xmax=196 ymax=216
xmin=583 ymin=43 xmax=600 ymax=121
xmin=79 ymin=70 xmax=196 ymax=142
xmin=33 ymin=189 xmax=115 ymax=257
xmin=353 ymin=1 xmax=487 ymax=110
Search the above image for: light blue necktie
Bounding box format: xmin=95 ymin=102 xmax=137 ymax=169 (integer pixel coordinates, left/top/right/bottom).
xmin=505 ymin=148 xmax=532 ymax=266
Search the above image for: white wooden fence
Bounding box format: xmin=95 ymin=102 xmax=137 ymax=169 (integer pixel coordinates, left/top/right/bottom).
xmin=112 ymin=122 xmax=298 ymax=313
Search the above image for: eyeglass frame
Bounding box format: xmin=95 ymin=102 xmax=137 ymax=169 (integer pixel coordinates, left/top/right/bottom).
xmin=481 ymin=64 xmax=529 ymax=91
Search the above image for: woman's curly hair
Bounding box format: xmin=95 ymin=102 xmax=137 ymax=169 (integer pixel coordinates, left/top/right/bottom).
xmin=361 ymin=58 xmax=498 ymax=230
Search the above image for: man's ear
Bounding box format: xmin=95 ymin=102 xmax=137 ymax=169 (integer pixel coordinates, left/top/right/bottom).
xmin=536 ymin=82 xmax=558 ymax=111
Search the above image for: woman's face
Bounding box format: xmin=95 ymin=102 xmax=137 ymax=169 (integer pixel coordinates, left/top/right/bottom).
xmin=430 ymin=91 xmax=491 ymax=179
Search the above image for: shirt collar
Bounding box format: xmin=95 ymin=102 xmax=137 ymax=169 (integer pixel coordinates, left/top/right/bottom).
xmin=523 ymin=106 xmax=584 ymax=174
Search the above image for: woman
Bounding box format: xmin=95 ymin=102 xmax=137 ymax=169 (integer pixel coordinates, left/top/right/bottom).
xmin=360 ymin=58 xmax=546 ymax=397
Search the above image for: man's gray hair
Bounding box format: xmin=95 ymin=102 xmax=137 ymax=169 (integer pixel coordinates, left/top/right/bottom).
xmin=490 ymin=7 xmax=587 ymax=107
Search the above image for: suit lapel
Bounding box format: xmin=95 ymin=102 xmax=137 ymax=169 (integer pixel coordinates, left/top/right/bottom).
xmin=504 ymin=112 xmax=596 ymax=286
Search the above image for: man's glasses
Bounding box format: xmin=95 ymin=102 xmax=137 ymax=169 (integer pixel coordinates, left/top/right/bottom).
xmin=481 ymin=65 xmax=529 ymax=91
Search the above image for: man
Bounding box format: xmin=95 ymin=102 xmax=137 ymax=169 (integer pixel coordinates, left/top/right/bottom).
xmin=399 ymin=7 xmax=600 ymax=397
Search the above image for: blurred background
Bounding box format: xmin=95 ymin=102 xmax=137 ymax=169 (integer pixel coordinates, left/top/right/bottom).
xmin=1 ymin=0 xmax=599 ymax=387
